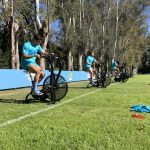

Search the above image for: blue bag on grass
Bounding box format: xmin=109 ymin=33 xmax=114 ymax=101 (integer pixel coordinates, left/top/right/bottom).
xmin=131 ymin=105 xmax=150 ymax=113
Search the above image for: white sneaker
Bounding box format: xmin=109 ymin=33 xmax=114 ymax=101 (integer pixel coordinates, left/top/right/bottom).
xmin=32 ymin=90 xmax=43 ymax=96
xmin=91 ymin=81 xmax=97 ymax=86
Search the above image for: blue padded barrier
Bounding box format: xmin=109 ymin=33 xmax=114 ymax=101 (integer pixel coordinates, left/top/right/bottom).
xmin=0 ymin=69 xmax=89 ymax=90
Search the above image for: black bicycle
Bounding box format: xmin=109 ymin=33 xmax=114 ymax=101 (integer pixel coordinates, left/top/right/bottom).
xmin=87 ymin=62 xmax=111 ymax=88
xmin=25 ymin=54 xmax=68 ymax=103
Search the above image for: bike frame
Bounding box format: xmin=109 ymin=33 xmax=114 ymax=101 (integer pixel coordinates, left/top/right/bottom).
xmin=25 ymin=54 xmax=63 ymax=102
xmin=41 ymin=54 xmax=62 ymax=102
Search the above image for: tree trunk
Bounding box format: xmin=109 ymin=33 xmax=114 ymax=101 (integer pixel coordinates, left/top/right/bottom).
xmin=9 ymin=17 xmax=15 ymax=69
xmin=80 ymin=0 xmax=82 ymax=29
xmin=68 ymin=49 xmax=73 ymax=71
xmin=40 ymin=33 xmax=48 ymax=69
xmin=35 ymin=0 xmax=50 ymax=69
xmin=35 ymin=0 xmax=42 ymax=29
xmin=8 ymin=0 xmax=21 ymax=69
xmin=9 ymin=17 xmax=20 ymax=69
xmin=77 ymin=49 xmax=83 ymax=70
xmin=114 ymin=1 xmax=119 ymax=57
xmin=15 ymin=22 xmax=20 ymax=69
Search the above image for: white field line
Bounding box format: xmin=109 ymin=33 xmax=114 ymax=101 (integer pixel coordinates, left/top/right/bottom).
xmin=94 ymin=92 xmax=150 ymax=96
xmin=0 ymin=89 xmax=101 ymax=128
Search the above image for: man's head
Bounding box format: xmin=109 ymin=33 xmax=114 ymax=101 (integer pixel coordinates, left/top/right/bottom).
xmin=32 ymin=34 xmax=42 ymax=45
xmin=88 ymin=51 xmax=94 ymax=56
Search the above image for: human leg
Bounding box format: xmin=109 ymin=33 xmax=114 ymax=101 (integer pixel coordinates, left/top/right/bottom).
xmin=38 ymin=67 xmax=45 ymax=83
xmin=88 ymin=68 xmax=96 ymax=86
xmin=28 ymin=64 xmax=44 ymax=95
xmin=92 ymin=69 xmax=97 ymax=80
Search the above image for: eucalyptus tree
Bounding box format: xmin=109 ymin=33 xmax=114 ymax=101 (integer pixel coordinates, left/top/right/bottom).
xmin=54 ymin=0 xmax=101 ymax=70
xmin=0 ymin=0 xmax=20 ymax=69
xmin=0 ymin=0 xmax=52 ymax=69
xmin=116 ymin=0 xmax=150 ymax=68
xmin=54 ymin=0 xmax=80 ymax=70
xmin=93 ymin=0 xmax=114 ymax=64
xmin=55 ymin=0 xmax=149 ymax=71
xmin=0 ymin=0 xmax=34 ymax=69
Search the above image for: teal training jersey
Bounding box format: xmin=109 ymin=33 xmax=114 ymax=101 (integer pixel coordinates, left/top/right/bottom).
xmin=21 ymin=41 xmax=43 ymax=70
xmin=84 ymin=55 xmax=96 ymax=69
xmin=111 ymin=58 xmax=117 ymax=70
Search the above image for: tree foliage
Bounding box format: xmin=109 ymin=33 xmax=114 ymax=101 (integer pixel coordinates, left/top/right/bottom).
xmin=0 ymin=0 xmax=149 ymax=72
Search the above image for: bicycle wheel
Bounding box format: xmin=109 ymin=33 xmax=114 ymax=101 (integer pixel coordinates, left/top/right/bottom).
xmin=95 ymin=72 xmax=103 ymax=87
xmin=104 ymin=76 xmax=111 ymax=87
xmin=96 ymin=79 xmax=103 ymax=87
xmin=122 ymin=73 xmax=129 ymax=82
xmin=43 ymin=74 xmax=68 ymax=101
xmin=97 ymin=73 xmax=111 ymax=88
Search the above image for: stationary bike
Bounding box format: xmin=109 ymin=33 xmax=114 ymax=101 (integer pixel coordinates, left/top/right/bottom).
xmin=87 ymin=62 xmax=111 ymax=88
xmin=25 ymin=54 xmax=68 ymax=103
xmin=113 ymin=65 xmax=129 ymax=82
xmin=96 ymin=62 xmax=111 ymax=87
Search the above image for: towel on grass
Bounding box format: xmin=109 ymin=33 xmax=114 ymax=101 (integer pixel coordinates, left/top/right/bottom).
xmin=131 ymin=105 xmax=150 ymax=113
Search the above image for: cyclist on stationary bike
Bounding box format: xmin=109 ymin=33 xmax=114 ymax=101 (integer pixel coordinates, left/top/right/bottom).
xmin=84 ymin=51 xmax=97 ymax=86
xmin=21 ymin=34 xmax=48 ymax=96
xmin=111 ymin=57 xmax=120 ymax=77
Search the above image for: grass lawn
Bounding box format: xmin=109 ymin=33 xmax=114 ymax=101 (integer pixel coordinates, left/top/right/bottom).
xmin=0 ymin=75 xmax=150 ymax=150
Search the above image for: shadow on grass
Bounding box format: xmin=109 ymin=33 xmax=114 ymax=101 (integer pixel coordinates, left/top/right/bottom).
xmin=69 ymin=86 xmax=89 ymax=89
xmin=0 ymin=98 xmax=51 ymax=104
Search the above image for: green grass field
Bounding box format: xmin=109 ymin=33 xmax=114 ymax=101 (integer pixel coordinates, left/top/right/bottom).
xmin=0 ymin=75 xmax=150 ymax=150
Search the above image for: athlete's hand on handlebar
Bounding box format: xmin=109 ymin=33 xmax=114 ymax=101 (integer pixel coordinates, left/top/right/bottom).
xmin=33 ymin=54 xmax=41 ymax=59
xmin=36 ymin=54 xmax=41 ymax=59
xmin=40 ymin=52 xmax=56 ymax=59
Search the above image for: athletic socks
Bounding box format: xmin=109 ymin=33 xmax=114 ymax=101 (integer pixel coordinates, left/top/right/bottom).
xmin=33 ymin=82 xmax=38 ymax=92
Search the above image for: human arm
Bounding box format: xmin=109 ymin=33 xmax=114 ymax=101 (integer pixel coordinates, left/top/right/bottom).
xmin=37 ymin=44 xmax=50 ymax=56
xmin=112 ymin=58 xmax=115 ymax=63
xmin=22 ymin=53 xmax=40 ymax=59
xmin=22 ymin=51 xmax=48 ymax=59
xmin=93 ymin=59 xmax=99 ymax=70
xmin=39 ymin=50 xmax=56 ymax=58
xmin=40 ymin=51 xmax=49 ymax=55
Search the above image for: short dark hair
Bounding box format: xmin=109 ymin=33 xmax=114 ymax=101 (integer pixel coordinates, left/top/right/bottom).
xmin=87 ymin=50 xmax=93 ymax=55
xmin=33 ymin=34 xmax=42 ymax=41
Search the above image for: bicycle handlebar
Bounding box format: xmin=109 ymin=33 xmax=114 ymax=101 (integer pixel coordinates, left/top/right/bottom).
xmin=41 ymin=53 xmax=57 ymax=59
xmin=41 ymin=53 xmax=62 ymax=79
